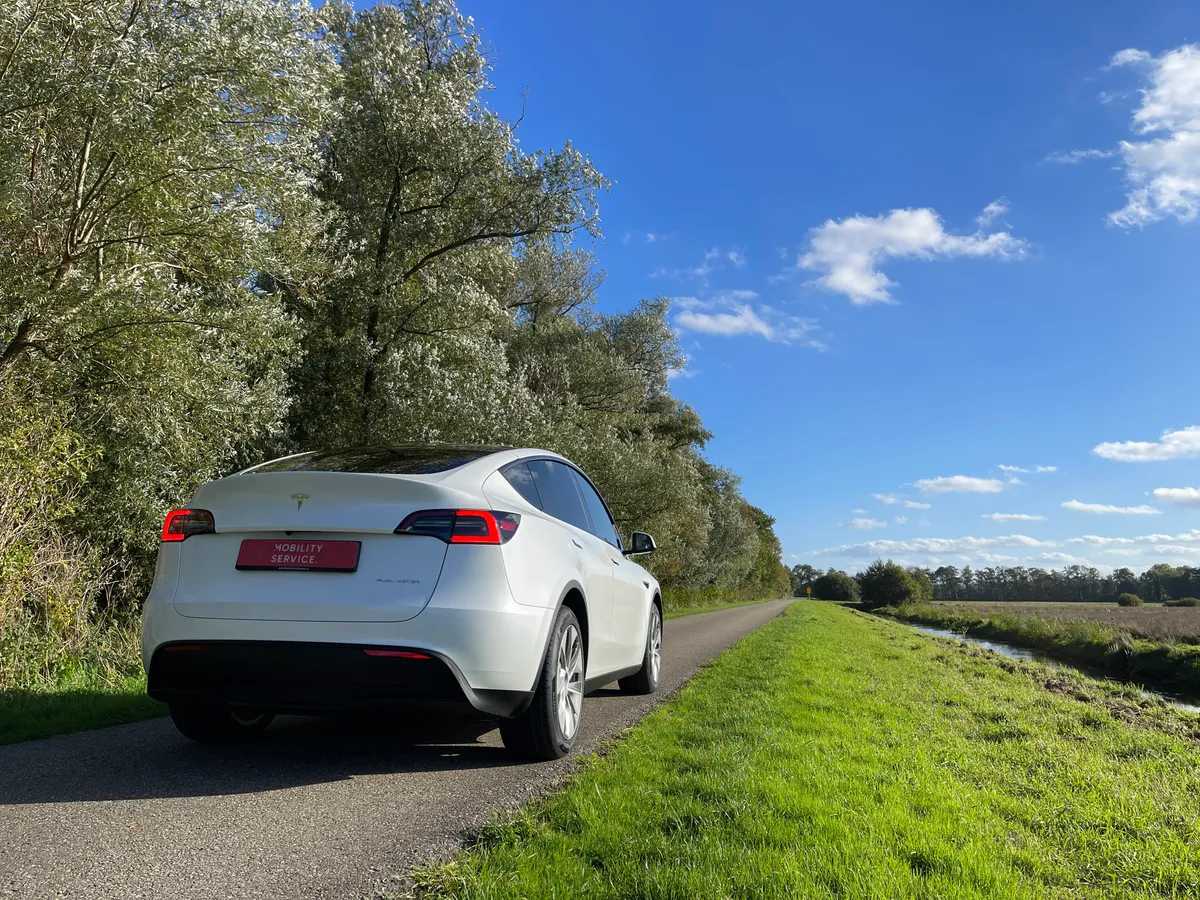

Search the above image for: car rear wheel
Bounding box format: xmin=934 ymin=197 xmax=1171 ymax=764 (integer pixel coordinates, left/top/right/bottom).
xmin=499 ymin=605 xmax=584 ymax=760
xmin=619 ymin=604 xmax=662 ymax=695
xmin=169 ymin=701 xmax=274 ymax=743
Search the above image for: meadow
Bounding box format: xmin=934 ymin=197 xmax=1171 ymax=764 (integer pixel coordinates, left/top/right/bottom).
xmin=931 ymin=601 xmax=1200 ymax=643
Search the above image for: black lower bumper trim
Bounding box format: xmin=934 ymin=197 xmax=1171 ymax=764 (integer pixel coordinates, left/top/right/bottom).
xmin=148 ymin=641 xmax=532 ymax=717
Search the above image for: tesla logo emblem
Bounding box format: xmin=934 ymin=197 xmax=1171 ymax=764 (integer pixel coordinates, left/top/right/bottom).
xmin=291 ymin=493 xmax=310 ymax=510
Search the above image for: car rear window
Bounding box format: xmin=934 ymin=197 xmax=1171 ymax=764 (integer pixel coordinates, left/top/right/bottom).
xmin=246 ymin=446 xmax=509 ymax=475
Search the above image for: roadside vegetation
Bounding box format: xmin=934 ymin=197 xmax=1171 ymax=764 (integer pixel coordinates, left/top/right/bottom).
xmin=0 ymin=0 xmax=788 ymax=710
xmin=886 ymin=602 xmax=1200 ymax=701
xmin=416 ymin=602 xmax=1200 ymax=899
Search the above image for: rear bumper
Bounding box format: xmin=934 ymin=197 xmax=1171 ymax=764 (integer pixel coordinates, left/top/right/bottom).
xmin=147 ymin=640 xmax=534 ymax=718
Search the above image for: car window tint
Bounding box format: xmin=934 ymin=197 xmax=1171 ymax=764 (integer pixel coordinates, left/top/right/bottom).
xmin=501 ymin=461 xmax=542 ymax=508
xmin=572 ymin=470 xmax=620 ymax=548
xmin=526 ymin=460 xmax=591 ymax=532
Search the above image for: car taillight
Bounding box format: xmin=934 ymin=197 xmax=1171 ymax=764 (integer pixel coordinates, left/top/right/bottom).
xmin=161 ymin=509 xmax=215 ymax=542
xmin=395 ymin=509 xmax=521 ymax=544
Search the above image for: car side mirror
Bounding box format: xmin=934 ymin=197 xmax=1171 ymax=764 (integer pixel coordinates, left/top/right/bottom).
xmin=624 ymin=531 xmax=656 ymax=556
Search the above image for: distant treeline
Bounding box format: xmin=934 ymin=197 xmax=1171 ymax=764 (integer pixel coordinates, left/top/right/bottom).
xmin=791 ymin=562 xmax=1200 ymax=605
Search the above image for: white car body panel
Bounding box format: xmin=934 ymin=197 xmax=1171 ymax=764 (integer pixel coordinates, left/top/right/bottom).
xmin=141 ymin=447 xmax=660 ymax=719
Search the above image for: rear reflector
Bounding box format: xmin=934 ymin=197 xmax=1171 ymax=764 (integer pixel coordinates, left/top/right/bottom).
xmin=395 ymin=509 xmax=520 ymax=544
xmin=363 ymin=649 xmax=431 ymax=659
xmin=161 ymin=509 xmax=215 ymax=542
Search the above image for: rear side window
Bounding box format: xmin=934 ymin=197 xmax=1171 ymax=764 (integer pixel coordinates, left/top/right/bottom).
xmin=501 ymin=461 xmax=543 ymax=508
xmin=526 ymin=460 xmax=591 ymax=532
xmin=572 ymin=470 xmax=621 ymax=549
xmin=246 ymin=446 xmax=507 ymax=476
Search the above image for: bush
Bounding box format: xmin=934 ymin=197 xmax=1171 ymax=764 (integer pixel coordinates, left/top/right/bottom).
xmin=1116 ymin=593 xmax=1144 ymax=607
xmin=1164 ymin=597 xmax=1200 ymax=607
xmin=810 ymin=569 xmax=860 ymax=604
xmin=857 ymin=560 xmax=918 ymax=610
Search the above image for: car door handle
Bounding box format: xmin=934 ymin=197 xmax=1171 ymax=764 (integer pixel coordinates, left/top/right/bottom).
xmin=571 ymin=539 xmax=583 ymax=549
xmin=611 ymin=557 xmax=621 ymax=566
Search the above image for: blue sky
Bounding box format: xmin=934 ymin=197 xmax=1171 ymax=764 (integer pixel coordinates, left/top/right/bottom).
xmin=452 ymin=0 xmax=1200 ymax=575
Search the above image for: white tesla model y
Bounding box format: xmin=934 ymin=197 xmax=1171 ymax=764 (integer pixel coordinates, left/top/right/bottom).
xmin=141 ymin=446 xmax=662 ymax=759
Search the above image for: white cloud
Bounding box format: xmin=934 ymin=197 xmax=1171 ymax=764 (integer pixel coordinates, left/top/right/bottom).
xmin=904 ymin=500 xmax=931 ymax=509
xmin=852 ymin=508 xmax=867 ymax=515
xmin=997 ymin=464 xmax=1029 ymax=474
xmin=1106 ymin=45 xmax=1200 ymax=226
xmin=1093 ymin=425 xmax=1200 ymax=461
xmin=1069 ymin=531 xmax=1199 ymax=547
xmin=915 ymin=475 xmax=1005 ymax=494
xmin=1110 ymin=48 xmax=1152 ymax=68
xmin=1006 ymin=476 xmax=1024 ymax=485
xmin=872 ymin=493 xmax=899 ymax=505
xmin=811 ymin=534 xmax=1054 ymax=558
xmin=982 ymin=513 xmax=1045 ymax=522
xmin=792 ymin=207 xmax=1029 ymax=305
xmin=665 ymin=365 xmax=697 ymax=380
xmin=704 ymin=246 xmax=747 ymax=268
xmin=1061 ymin=500 xmax=1161 ymax=515
xmin=976 ymin=198 xmax=1010 ymax=227
xmin=1035 ymin=465 xmax=1057 ymax=473
xmin=1043 ymin=148 xmax=1119 ymax=164
xmin=1153 ymin=486 xmax=1200 ymax=507
xmin=895 ymin=515 xmax=908 ymax=525
xmin=850 ymin=517 xmax=887 ymax=531
xmin=674 ymin=299 xmax=823 ymax=347
xmin=1038 ymin=552 xmax=1092 ymax=565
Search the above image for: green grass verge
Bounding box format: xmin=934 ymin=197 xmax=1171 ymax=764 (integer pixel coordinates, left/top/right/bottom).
xmin=887 ymin=603 xmax=1200 ymax=702
xmin=415 ymin=601 xmax=1200 ymax=899
xmin=1 ymin=620 xmax=163 ymax=745
xmin=0 ymin=672 xmax=163 ymax=745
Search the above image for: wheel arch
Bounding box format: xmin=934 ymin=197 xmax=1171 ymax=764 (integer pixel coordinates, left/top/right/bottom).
xmin=558 ymin=582 xmax=589 ymax=664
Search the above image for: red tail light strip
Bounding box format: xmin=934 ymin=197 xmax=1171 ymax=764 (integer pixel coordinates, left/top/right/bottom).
xmin=161 ymin=509 xmax=215 ymax=542
xmin=363 ymin=649 xmax=431 ymax=659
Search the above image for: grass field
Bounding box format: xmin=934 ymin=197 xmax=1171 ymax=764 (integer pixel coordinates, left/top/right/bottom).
xmin=894 ymin=603 xmax=1200 ymax=700
xmin=932 ymin=601 xmax=1200 ymax=643
xmin=414 ymin=602 xmax=1200 ymax=899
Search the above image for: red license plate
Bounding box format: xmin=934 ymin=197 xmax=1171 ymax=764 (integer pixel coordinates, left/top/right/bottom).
xmin=236 ymin=539 xmax=361 ymax=572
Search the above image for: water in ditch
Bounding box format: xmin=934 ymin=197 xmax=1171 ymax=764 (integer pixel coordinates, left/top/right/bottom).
xmin=907 ymin=623 xmax=1200 ymax=715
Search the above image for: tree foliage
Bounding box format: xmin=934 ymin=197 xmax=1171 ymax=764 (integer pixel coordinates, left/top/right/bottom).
xmin=811 ymin=569 xmax=860 ymax=604
xmin=856 ymin=560 xmax=918 ymax=610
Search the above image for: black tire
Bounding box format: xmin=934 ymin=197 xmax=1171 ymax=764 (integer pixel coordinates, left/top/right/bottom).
xmin=619 ymin=603 xmax=662 ymax=695
xmin=499 ymin=605 xmax=584 ymax=761
xmin=169 ymin=701 xmax=274 ymax=743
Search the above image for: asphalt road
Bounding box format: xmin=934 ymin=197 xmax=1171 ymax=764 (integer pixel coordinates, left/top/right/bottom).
xmin=0 ymin=598 xmax=792 ymax=900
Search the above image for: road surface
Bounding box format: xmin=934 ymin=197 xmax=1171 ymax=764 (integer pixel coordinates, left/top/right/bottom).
xmin=0 ymin=599 xmax=792 ymax=899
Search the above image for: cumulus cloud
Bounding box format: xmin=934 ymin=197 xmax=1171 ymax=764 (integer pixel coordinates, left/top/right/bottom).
xmin=1035 ymin=465 xmax=1057 ymax=473
xmin=791 ymin=207 xmax=1029 ymax=305
xmin=1153 ymin=486 xmax=1200 ymax=507
xmin=850 ymin=517 xmax=887 ymax=531
xmin=673 ymin=295 xmax=823 ymax=347
xmin=872 ymin=493 xmax=899 ymax=505
xmin=895 ymin=515 xmax=908 ymax=525
xmin=982 ymin=513 xmax=1045 ymax=522
xmin=1061 ymin=500 xmax=1161 ymax=515
xmin=915 ymin=475 xmax=1005 ymax=494
xmin=705 ymin=245 xmax=746 ymax=268
xmin=998 ymin=464 xmax=1029 ymax=474
xmin=1070 ymin=529 xmax=1200 ymax=548
xmin=904 ymin=500 xmax=931 ymax=509
xmin=1093 ymin=425 xmax=1200 ymax=462
xmin=1105 ymin=45 xmax=1200 ymax=226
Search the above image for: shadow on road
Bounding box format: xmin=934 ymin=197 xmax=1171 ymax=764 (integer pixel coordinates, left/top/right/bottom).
xmin=0 ymin=710 xmax=533 ymax=805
